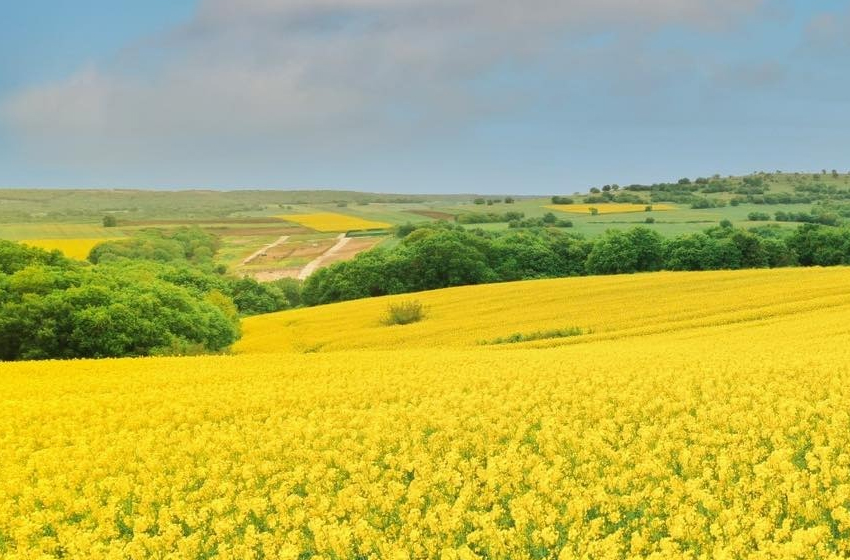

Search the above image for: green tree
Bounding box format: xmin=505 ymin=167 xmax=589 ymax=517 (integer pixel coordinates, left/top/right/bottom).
xmin=585 ymin=227 xmax=664 ymax=275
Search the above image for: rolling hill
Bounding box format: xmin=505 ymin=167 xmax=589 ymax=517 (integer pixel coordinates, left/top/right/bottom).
xmin=2 ymin=268 xmax=850 ymax=558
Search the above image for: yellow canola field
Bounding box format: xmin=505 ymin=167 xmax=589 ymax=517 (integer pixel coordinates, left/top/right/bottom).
xmin=19 ymin=238 xmax=124 ymax=260
xmin=279 ymin=212 xmax=391 ymax=232
xmin=4 ymin=268 xmax=850 ymax=558
xmin=236 ymin=267 xmax=850 ymax=354
xmin=545 ymin=203 xmax=675 ymax=214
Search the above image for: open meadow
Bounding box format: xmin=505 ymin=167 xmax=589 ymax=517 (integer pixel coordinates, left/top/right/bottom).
xmin=3 ymin=267 xmax=850 ymax=558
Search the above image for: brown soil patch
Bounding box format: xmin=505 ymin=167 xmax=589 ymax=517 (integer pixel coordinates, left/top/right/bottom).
xmin=313 ymin=237 xmax=384 ymax=270
xmin=250 ymin=239 xmax=336 ymax=266
xmin=252 ymin=269 xmax=303 ymax=281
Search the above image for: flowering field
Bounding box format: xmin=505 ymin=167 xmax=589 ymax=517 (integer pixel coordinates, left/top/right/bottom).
xmin=279 ymin=213 xmax=391 ymax=232
xmin=3 ymin=267 xmax=850 ymax=558
xmin=19 ymin=238 xmax=123 ymax=260
xmin=545 ymin=203 xmax=675 ymax=214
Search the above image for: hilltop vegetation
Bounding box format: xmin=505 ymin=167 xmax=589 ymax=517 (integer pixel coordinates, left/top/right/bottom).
xmin=300 ymin=220 xmax=850 ymax=305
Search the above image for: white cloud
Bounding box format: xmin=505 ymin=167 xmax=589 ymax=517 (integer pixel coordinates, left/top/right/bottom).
xmin=1 ymin=0 xmax=766 ymax=170
xmin=806 ymin=9 xmax=850 ymax=51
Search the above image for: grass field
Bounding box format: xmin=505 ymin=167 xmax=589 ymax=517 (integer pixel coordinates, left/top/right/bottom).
xmin=545 ymin=203 xmax=675 ymax=214
xmin=3 ymin=267 xmax=850 ymax=557
xmin=0 ymin=223 xmax=127 ymax=241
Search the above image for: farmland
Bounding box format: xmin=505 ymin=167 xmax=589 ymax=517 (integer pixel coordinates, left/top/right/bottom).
xmin=3 ymin=172 xmax=850 ymax=272
xmin=279 ymin=212 xmax=392 ymax=233
xmin=3 ymin=267 xmax=850 ymax=558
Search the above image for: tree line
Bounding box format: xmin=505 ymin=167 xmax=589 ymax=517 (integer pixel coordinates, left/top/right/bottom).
xmin=300 ymin=221 xmax=850 ymax=305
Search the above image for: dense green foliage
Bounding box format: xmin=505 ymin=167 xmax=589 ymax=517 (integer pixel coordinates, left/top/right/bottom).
xmin=0 ymin=241 xmax=239 ymax=360
xmin=301 ymin=221 xmax=850 ymax=306
xmin=456 ymin=211 xmax=524 ymax=224
xmin=0 ymin=228 xmax=296 ymax=361
xmin=89 ymin=228 xmax=291 ymax=316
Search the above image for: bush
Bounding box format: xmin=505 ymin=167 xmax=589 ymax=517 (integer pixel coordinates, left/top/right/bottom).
xmin=382 ymin=300 xmax=425 ymax=325
xmin=748 ymin=212 xmax=771 ymax=221
xmin=482 ymin=326 xmax=584 ymax=345
xmin=102 ymin=215 xmax=118 ymax=227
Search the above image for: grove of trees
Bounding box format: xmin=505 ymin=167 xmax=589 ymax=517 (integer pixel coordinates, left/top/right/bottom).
xmin=0 ymin=228 xmax=294 ymax=361
xmin=300 ymin=221 xmax=850 ymax=306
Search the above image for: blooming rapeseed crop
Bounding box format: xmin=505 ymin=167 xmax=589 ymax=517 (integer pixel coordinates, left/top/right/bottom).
xmin=279 ymin=213 xmax=391 ymax=232
xmin=20 ymin=238 xmax=124 ymax=260
xmin=3 ymin=267 xmax=850 ymax=558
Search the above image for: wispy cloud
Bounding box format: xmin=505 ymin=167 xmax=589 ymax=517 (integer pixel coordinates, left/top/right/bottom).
xmin=1 ymin=0 xmax=768 ymax=184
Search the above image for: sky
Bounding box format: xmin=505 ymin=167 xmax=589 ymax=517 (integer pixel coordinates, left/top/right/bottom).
xmin=1 ymin=0 xmax=849 ymax=194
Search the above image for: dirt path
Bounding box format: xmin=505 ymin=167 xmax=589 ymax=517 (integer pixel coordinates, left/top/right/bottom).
xmin=241 ymin=235 xmax=289 ymax=266
xmin=297 ymin=234 xmax=351 ymax=280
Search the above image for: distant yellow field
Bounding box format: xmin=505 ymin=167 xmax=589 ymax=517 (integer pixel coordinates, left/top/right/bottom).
xmin=546 ymin=203 xmax=675 ymax=214
xmin=19 ymin=238 xmax=123 ymax=260
xmin=279 ymin=212 xmax=391 ymax=232
xmin=4 ymin=267 xmax=850 ymax=558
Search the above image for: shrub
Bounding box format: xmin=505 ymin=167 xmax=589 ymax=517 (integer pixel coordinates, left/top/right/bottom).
xmin=748 ymin=212 xmax=771 ymax=221
xmin=482 ymin=326 xmax=585 ymax=345
xmin=382 ymin=300 xmax=426 ymax=326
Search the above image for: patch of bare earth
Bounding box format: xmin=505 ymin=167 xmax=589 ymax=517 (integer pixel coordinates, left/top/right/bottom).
xmin=244 ymin=236 xmax=386 ymax=281
xmin=316 ymin=237 xmax=383 ymax=268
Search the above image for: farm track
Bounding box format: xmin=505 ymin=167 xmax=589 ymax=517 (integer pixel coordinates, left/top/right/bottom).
xmin=298 ymin=234 xmax=351 ymax=280
xmin=241 ymin=235 xmax=290 ymax=265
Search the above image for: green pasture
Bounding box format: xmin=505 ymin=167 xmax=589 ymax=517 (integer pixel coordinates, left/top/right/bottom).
xmin=0 ymin=222 xmax=127 ymax=241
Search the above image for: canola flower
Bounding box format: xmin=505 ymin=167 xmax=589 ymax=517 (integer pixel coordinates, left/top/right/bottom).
xmin=3 ymin=267 xmax=850 ymax=558
xmin=545 ymin=203 xmax=675 ymax=215
xmin=235 ymin=267 xmax=850 ymax=354
xmin=279 ymin=213 xmax=391 ymax=233
xmin=19 ymin=238 xmax=124 ymax=260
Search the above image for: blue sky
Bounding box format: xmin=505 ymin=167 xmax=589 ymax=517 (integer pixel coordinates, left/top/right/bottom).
xmin=1 ymin=0 xmax=848 ymax=194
